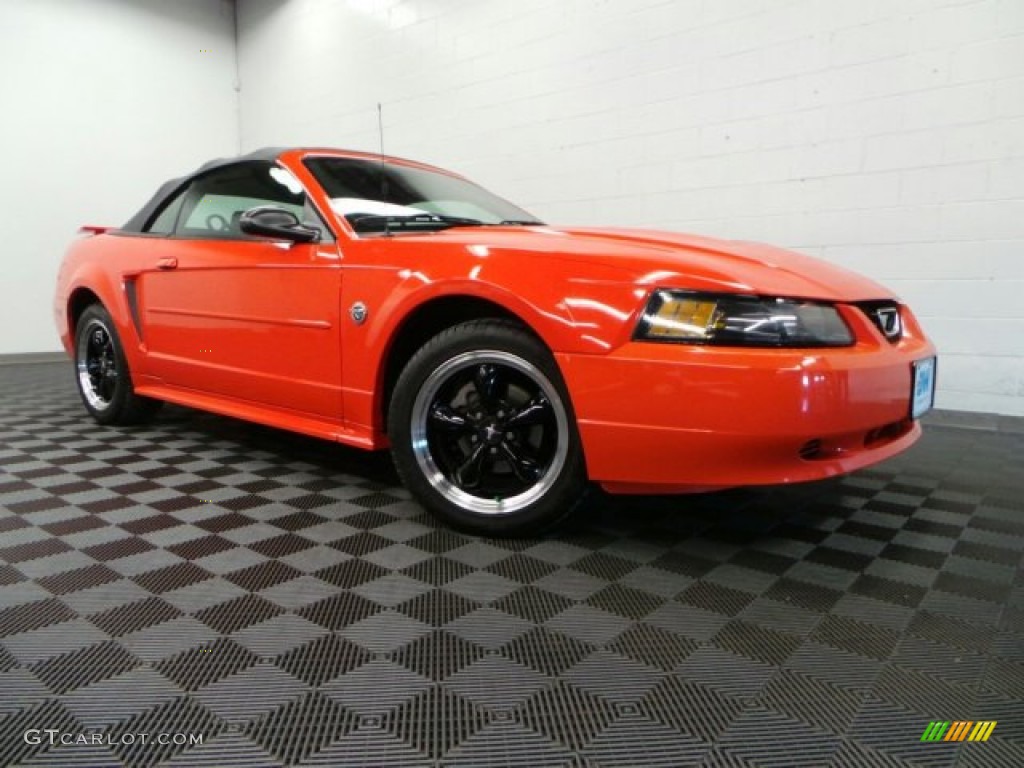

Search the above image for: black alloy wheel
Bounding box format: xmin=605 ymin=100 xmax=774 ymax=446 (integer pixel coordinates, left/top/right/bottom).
xmin=73 ymin=304 xmax=162 ymax=425
xmin=388 ymin=320 xmax=587 ymax=535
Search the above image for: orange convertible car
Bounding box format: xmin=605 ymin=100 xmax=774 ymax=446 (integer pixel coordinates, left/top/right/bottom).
xmin=55 ymin=147 xmax=936 ymax=534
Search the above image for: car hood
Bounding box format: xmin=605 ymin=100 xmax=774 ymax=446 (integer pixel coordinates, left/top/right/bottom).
xmin=438 ymin=225 xmax=894 ymax=302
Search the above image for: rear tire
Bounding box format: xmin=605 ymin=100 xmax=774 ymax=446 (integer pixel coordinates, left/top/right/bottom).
xmin=74 ymin=304 xmax=162 ymax=425
xmin=388 ymin=320 xmax=587 ymax=536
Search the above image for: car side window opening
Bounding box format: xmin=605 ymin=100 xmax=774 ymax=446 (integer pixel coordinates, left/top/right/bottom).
xmin=146 ymin=190 xmax=187 ymax=235
xmin=164 ymin=161 xmax=332 ymax=242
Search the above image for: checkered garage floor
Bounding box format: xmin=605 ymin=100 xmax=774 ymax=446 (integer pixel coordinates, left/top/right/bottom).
xmin=0 ymin=361 xmax=1022 ymax=768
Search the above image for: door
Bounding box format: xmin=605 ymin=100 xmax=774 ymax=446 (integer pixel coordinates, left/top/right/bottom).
xmin=138 ymin=161 xmax=343 ymax=421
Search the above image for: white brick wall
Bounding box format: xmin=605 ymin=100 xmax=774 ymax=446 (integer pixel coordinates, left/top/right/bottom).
xmin=238 ymin=0 xmax=1024 ymax=416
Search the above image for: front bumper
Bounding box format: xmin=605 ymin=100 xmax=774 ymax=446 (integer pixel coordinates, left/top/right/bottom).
xmin=557 ymin=305 xmax=936 ymax=493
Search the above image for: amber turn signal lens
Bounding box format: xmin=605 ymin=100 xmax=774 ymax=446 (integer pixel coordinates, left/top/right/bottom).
xmin=642 ymin=296 xmax=718 ymax=339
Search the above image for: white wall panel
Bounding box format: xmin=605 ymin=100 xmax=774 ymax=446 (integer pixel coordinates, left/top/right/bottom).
xmin=238 ymin=0 xmax=1019 ymax=416
xmin=0 ymin=0 xmax=238 ymax=354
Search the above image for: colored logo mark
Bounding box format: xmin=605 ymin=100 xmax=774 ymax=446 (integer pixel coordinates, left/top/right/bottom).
xmin=920 ymin=721 xmax=997 ymax=742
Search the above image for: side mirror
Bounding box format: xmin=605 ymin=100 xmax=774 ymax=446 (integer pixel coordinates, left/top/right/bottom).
xmin=239 ymin=206 xmax=320 ymax=243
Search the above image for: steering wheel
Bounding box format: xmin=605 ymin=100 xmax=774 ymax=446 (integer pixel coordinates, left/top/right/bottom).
xmin=206 ymin=214 xmax=229 ymax=232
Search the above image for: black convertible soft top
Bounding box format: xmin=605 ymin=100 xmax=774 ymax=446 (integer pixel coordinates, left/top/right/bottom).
xmin=120 ymin=147 xmax=287 ymax=233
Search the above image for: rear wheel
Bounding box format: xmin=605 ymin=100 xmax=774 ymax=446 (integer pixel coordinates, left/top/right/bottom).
xmin=388 ymin=320 xmax=587 ymax=536
xmin=74 ymin=304 xmax=162 ymax=425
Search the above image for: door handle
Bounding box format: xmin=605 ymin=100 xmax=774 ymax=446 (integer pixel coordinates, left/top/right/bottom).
xmin=157 ymin=258 xmax=178 ymax=270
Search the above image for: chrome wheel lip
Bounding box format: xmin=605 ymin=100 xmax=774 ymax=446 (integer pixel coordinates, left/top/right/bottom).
xmin=410 ymin=350 xmax=569 ymax=517
xmin=76 ymin=317 xmax=116 ymax=412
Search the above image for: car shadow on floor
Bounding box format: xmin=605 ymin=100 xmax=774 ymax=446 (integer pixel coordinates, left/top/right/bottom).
xmin=143 ymin=403 xmax=859 ymax=552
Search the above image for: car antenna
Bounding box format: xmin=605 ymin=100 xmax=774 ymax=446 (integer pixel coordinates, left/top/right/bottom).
xmin=378 ymin=102 xmax=391 ymax=237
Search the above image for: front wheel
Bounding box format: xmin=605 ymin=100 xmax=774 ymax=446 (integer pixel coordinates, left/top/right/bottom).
xmin=388 ymin=320 xmax=587 ymax=536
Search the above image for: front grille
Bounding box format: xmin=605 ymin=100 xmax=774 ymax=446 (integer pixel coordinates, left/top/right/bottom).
xmin=857 ymin=300 xmax=902 ymax=343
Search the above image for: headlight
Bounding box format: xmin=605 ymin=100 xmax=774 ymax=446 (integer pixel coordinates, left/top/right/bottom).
xmin=635 ymin=290 xmax=854 ymax=347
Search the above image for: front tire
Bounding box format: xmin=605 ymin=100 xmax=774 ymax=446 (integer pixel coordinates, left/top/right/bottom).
xmin=74 ymin=304 xmax=162 ymax=425
xmin=388 ymin=320 xmax=587 ymax=536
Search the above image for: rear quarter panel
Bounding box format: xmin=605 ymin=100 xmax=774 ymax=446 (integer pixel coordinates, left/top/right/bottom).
xmin=55 ymin=234 xmax=148 ymax=370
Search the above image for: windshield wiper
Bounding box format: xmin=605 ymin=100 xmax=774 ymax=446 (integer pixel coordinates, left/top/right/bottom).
xmin=497 ymin=219 xmax=544 ymax=226
xmin=347 ymin=213 xmax=484 ymax=233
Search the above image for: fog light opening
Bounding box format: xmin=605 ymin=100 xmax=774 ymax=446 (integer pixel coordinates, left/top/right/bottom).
xmin=799 ymin=439 xmax=823 ymax=460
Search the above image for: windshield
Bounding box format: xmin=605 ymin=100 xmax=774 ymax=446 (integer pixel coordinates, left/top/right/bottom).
xmin=303 ymin=157 xmax=543 ymax=234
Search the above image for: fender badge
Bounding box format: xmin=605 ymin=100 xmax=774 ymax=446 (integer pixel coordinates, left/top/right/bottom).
xmin=350 ymin=302 xmax=368 ymax=325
